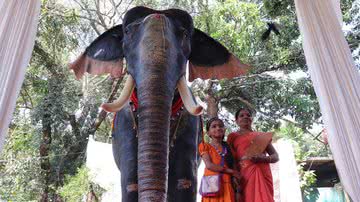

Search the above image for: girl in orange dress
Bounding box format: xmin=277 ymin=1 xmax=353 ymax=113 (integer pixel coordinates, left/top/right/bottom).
xmin=199 ymin=117 xmax=241 ymax=202
xmin=227 ymin=108 xmax=279 ymax=202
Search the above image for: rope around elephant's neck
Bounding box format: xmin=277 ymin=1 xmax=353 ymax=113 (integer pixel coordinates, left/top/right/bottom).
xmin=170 ymin=110 xmax=183 ymax=148
xmin=129 ymin=102 xmax=138 ymax=137
xmin=127 ymin=101 xmax=183 ymax=145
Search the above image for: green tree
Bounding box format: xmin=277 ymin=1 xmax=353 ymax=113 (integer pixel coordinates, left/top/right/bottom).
xmin=192 ymin=0 xmax=357 ymax=131
xmin=59 ymin=166 xmax=104 ymax=202
xmin=0 ymin=0 xmax=117 ymax=200
xmin=0 ymin=126 xmax=42 ymax=201
xmin=191 ymin=0 xmax=317 ymax=132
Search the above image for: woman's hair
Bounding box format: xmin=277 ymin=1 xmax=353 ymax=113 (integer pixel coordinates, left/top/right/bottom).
xmin=235 ymin=107 xmax=254 ymax=119
xmin=223 ymin=142 xmax=235 ymax=169
xmin=206 ymin=117 xmax=223 ymax=131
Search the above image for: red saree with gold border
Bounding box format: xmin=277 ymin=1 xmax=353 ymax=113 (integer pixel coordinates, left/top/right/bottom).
xmin=227 ymin=132 xmax=274 ymax=202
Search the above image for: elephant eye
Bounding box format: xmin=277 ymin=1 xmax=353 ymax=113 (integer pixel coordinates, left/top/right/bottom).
xmin=180 ymin=28 xmax=189 ymax=39
xmin=183 ymin=30 xmax=189 ymax=38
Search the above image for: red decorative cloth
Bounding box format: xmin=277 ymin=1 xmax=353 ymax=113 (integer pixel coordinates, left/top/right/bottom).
xmin=130 ymin=91 xmax=183 ymax=117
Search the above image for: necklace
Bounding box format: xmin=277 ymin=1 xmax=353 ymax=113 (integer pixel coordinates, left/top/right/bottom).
xmin=238 ymin=129 xmax=252 ymax=135
xmin=210 ymin=143 xmax=227 ymax=157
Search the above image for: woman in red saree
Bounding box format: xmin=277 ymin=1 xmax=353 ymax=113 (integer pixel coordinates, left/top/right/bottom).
xmin=227 ymin=108 xmax=279 ymax=202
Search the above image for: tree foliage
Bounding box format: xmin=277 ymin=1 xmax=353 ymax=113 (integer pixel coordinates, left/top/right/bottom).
xmin=192 ymin=0 xmax=356 ymax=133
xmin=191 ymin=0 xmax=315 ymax=132
xmin=59 ymin=166 xmax=104 ymax=201
xmin=0 ymin=125 xmax=41 ymax=201
xmin=1 ymin=0 xmax=115 ymax=200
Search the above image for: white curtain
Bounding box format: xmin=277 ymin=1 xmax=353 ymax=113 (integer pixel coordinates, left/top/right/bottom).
xmin=0 ymin=0 xmax=41 ymax=153
xmin=271 ymin=140 xmax=302 ymax=202
xmin=86 ymin=136 xmax=121 ymax=201
xmin=295 ymin=0 xmax=360 ymax=201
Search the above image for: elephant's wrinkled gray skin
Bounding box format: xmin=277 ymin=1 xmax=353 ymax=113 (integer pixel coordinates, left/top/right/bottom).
xmin=70 ymin=6 xmax=249 ymax=202
xmin=112 ymin=92 xmax=201 ymax=202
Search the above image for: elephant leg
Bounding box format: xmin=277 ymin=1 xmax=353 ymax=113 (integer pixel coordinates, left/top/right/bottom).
xmin=167 ymin=113 xmax=201 ymax=202
xmin=112 ymin=105 xmax=138 ymax=202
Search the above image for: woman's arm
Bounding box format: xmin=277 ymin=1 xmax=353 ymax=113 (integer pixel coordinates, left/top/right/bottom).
xmin=201 ymin=153 xmax=241 ymax=178
xmin=250 ymin=143 xmax=279 ymax=163
xmin=266 ymin=143 xmax=279 ymax=163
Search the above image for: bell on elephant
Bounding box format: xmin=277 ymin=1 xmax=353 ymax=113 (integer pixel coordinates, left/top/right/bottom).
xmin=70 ymin=6 xmax=250 ymax=202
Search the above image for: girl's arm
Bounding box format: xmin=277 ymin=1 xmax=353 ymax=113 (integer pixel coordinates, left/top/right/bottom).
xmin=201 ymin=153 xmax=241 ymax=178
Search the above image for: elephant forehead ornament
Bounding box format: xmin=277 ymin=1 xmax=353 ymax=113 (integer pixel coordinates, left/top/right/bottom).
xmin=70 ymin=6 xmax=249 ymax=202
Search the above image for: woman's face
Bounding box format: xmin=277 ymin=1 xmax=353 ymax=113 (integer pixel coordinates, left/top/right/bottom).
xmin=208 ymin=120 xmax=225 ymax=139
xmin=236 ymin=109 xmax=252 ymax=129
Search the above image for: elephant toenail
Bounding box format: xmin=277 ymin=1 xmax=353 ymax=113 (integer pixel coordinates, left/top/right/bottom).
xmin=126 ymin=184 xmax=138 ymax=192
xmin=177 ymin=179 xmax=192 ymax=189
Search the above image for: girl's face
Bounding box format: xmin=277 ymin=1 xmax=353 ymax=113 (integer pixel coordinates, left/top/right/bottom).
xmin=208 ymin=120 xmax=225 ymax=139
xmin=236 ymin=109 xmax=252 ymax=129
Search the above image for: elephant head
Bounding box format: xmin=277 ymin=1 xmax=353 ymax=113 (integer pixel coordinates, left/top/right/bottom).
xmin=70 ymin=6 xmax=249 ymax=201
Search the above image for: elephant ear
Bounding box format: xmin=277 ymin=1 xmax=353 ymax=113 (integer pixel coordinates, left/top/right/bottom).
xmin=69 ymin=25 xmax=124 ymax=79
xmin=188 ymin=28 xmax=251 ymax=82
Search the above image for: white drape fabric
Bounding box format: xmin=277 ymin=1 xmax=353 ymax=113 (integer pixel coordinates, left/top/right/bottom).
xmin=331 ymin=0 xmax=343 ymax=26
xmin=0 ymin=0 xmax=41 ymax=153
xmin=86 ymin=136 xmax=121 ymax=201
xmin=295 ymin=0 xmax=360 ymax=200
xmin=271 ymin=140 xmax=302 ymax=202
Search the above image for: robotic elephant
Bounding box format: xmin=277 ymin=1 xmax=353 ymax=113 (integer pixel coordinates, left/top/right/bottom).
xmin=70 ymin=6 xmax=249 ymax=202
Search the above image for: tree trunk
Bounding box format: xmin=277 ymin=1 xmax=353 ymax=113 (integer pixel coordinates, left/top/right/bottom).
xmin=205 ymin=80 xmax=219 ymax=118
xmin=206 ymin=95 xmax=219 ymax=118
xmin=86 ymin=185 xmax=99 ymax=202
xmin=40 ymin=113 xmax=52 ymax=202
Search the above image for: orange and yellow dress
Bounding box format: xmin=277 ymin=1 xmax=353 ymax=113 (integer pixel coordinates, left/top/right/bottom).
xmin=227 ymin=132 xmax=274 ymax=202
xmin=199 ymin=142 xmax=235 ymax=202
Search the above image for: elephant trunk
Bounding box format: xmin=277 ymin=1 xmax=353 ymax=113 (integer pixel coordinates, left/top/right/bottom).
xmin=137 ymin=70 xmax=173 ymax=201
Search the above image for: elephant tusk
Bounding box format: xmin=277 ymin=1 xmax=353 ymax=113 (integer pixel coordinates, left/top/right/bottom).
xmin=101 ymin=75 xmax=135 ymax=112
xmin=177 ymin=76 xmax=203 ymax=116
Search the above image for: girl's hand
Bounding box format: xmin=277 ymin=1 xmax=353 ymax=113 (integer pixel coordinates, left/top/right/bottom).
xmin=224 ymin=168 xmax=242 ymax=180
xmin=232 ymin=177 xmax=240 ymax=187
xmin=232 ymin=170 xmax=242 ymax=180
